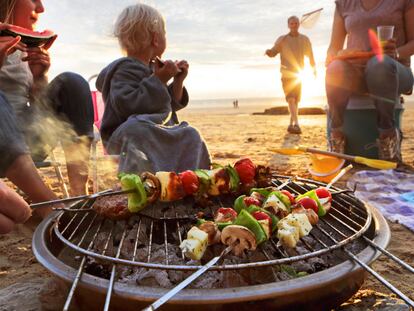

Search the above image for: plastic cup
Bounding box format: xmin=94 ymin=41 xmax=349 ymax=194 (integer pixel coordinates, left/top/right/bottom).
xmin=377 ymin=25 xmax=394 ymax=44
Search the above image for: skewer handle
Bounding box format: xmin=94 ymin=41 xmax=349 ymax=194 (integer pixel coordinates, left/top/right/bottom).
xmin=299 ymin=146 xmax=355 ymax=161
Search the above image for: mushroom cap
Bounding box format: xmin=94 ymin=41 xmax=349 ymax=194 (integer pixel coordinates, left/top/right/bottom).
xmin=221 ymin=225 xmax=257 ymax=257
xmin=141 ymin=172 xmax=161 ymax=204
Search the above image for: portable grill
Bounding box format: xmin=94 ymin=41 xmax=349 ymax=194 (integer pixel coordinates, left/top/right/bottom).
xmin=32 ymin=175 xmax=414 ymax=311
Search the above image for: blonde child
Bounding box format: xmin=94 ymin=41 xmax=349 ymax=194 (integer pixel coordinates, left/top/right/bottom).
xmin=97 ymin=4 xmax=210 ymax=173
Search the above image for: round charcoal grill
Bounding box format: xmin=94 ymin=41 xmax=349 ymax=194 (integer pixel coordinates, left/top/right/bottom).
xmin=32 ymin=176 xmax=414 ymax=311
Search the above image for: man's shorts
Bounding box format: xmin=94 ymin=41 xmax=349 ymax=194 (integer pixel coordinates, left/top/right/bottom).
xmin=281 ymin=78 xmax=302 ymax=102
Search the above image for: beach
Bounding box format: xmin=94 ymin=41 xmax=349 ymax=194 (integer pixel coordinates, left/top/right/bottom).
xmin=0 ymin=99 xmax=413 ymax=310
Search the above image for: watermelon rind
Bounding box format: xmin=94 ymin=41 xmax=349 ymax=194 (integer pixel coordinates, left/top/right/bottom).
xmin=0 ymin=26 xmax=56 ymax=47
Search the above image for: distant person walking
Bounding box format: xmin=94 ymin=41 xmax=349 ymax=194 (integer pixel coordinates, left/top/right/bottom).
xmin=266 ymin=16 xmax=316 ymax=134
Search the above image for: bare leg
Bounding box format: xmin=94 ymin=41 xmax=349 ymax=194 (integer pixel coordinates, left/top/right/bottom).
xmin=287 ymin=97 xmax=299 ymax=126
xmin=5 ymin=154 xmax=56 ymax=218
xmin=63 ymin=137 xmax=92 ymax=196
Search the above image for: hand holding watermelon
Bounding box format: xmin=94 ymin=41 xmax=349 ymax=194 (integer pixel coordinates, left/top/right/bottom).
xmin=0 ymin=23 xmax=27 ymax=68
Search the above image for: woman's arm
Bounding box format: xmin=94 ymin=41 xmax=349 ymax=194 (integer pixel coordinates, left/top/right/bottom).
xmin=397 ymin=5 xmax=414 ymax=59
xmin=326 ymin=8 xmax=347 ymax=65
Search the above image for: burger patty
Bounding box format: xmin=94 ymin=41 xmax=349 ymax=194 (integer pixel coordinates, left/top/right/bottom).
xmin=93 ymin=194 xmax=131 ymax=220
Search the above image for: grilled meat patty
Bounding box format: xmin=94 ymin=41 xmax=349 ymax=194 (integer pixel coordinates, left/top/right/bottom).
xmin=93 ymin=194 xmax=131 ymax=220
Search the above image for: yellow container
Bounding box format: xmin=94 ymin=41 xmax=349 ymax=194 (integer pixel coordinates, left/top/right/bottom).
xmin=308 ymin=154 xmax=345 ymax=183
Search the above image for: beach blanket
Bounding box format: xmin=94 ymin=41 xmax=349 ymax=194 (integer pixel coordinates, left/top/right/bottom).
xmin=347 ymin=170 xmax=414 ymax=232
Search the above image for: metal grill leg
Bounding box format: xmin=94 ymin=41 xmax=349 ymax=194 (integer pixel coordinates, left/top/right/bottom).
xmin=50 ymin=149 xmax=69 ymax=198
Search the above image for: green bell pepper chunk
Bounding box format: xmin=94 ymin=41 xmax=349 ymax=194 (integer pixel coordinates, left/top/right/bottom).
xmin=217 ymin=221 xmax=233 ymax=231
xmin=296 ymin=189 xmax=326 ymax=217
xmin=120 ymin=174 xmax=148 ymax=213
xmin=196 ymin=218 xmax=207 ymax=226
xmin=249 ymin=188 xmax=273 ymax=199
xmin=234 ymin=209 xmax=268 ymax=245
xmin=225 ymin=165 xmax=240 ymax=192
xmin=234 ymin=195 xmax=247 ymax=213
xmin=194 ymin=169 xmax=211 ymax=194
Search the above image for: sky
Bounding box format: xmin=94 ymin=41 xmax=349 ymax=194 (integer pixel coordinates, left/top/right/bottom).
xmin=38 ymin=0 xmax=336 ymax=100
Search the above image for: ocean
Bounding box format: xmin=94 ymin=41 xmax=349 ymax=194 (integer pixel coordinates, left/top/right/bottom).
xmin=186 ymin=96 xmax=414 ymax=115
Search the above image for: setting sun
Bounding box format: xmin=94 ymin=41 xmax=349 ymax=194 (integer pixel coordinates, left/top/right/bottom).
xmin=295 ymin=61 xmax=326 ymax=107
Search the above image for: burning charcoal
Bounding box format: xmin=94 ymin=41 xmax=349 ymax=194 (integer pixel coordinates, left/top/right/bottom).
xmin=191 ymin=271 xmax=222 ymax=289
xmin=308 ymin=256 xmax=329 ymax=272
xmin=135 ymin=269 xmax=172 ymax=288
xmin=84 ymin=258 xmax=111 ymax=279
xmin=291 ymin=261 xmax=314 ymax=274
xmin=276 ymin=271 xmax=294 ymax=281
xmin=92 ymin=232 xmax=115 ymax=257
xmin=120 ymin=223 xmax=148 ymax=259
xmin=222 ymin=270 xmax=249 ymax=288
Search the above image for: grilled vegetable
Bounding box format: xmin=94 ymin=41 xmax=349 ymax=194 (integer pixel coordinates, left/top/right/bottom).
xmin=225 ymin=165 xmax=240 ymax=192
xmin=221 ymin=225 xmax=257 ymax=257
xmin=155 ymin=171 xmax=186 ymax=202
xmin=207 ymin=168 xmax=230 ymax=196
xmin=315 ymin=187 xmax=333 ymax=212
xmin=119 ymin=174 xmax=147 ymax=213
xmin=296 ymin=197 xmax=319 ymax=214
xmin=140 ymin=172 xmax=161 ymax=204
xmin=214 ymin=207 xmax=238 ymax=223
xmin=198 ymin=221 xmax=221 ymax=245
xmin=194 ymin=169 xmax=211 ymax=197
xmin=262 ymin=192 xmax=290 ymax=219
xmin=251 ymin=211 xmax=272 ymax=238
xmin=179 ymin=170 xmax=200 ymax=195
xmin=233 ymin=209 xmax=268 ymax=245
xmin=234 ymin=195 xmax=247 ymax=213
xmin=292 ymin=206 xmax=319 ymax=225
xmin=246 ymin=206 xmax=279 ymax=233
xmin=179 ymin=226 xmax=209 ymax=260
xmin=296 ymin=190 xmax=326 ymax=217
xmin=234 ymin=158 xmax=256 ymax=185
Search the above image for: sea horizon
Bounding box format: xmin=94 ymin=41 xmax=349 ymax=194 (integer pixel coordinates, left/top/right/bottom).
xmin=186 ymin=95 xmax=414 ymax=115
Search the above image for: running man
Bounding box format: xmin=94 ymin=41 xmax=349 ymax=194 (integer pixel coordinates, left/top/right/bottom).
xmin=266 ymin=15 xmax=316 ymax=134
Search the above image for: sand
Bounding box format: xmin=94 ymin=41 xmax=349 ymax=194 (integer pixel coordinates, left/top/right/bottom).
xmin=0 ymin=103 xmax=413 ymax=309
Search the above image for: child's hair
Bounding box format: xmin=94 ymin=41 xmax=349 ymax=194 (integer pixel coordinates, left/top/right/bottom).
xmin=114 ymin=3 xmax=165 ymax=54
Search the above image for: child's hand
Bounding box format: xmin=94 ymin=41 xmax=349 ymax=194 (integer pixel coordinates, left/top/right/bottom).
xmin=154 ymin=59 xmax=180 ymax=84
xmin=174 ymin=60 xmax=189 ymax=83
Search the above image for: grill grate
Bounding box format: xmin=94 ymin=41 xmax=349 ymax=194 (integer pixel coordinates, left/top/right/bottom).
xmin=53 ymin=176 xmax=370 ymax=271
xmin=36 ymin=175 xmax=414 ymax=311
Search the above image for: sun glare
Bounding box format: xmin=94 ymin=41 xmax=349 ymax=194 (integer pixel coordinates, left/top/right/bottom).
xmin=295 ymin=63 xmax=325 ymax=107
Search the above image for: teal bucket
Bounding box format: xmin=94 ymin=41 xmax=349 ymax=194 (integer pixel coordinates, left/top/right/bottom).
xmin=327 ymin=96 xmax=404 ymax=159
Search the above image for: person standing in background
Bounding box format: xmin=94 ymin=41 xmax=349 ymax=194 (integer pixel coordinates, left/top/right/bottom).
xmin=266 ymin=15 xmax=316 ymax=134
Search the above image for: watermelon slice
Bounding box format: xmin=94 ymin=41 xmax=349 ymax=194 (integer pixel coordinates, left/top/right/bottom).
xmin=0 ymin=24 xmax=57 ymax=48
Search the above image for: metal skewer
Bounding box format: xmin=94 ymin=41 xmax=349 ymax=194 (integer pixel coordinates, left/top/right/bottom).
xmin=326 ymin=164 xmax=353 ymax=189
xmin=142 ymin=245 xmax=233 ymax=311
xmin=30 ymin=189 xmax=134 ymax=209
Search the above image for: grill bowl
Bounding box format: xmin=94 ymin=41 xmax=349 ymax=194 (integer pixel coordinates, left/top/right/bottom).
xmin=33 ymin=180 xmax=390 ymax=311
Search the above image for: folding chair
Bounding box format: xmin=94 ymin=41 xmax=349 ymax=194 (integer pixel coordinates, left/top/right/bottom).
xmin=88 ymin=75 xmax=119 ymax=192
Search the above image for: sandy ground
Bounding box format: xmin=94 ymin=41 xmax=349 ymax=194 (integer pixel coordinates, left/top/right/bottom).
xmin=0 ymin=104 xmax=413 ymax=309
